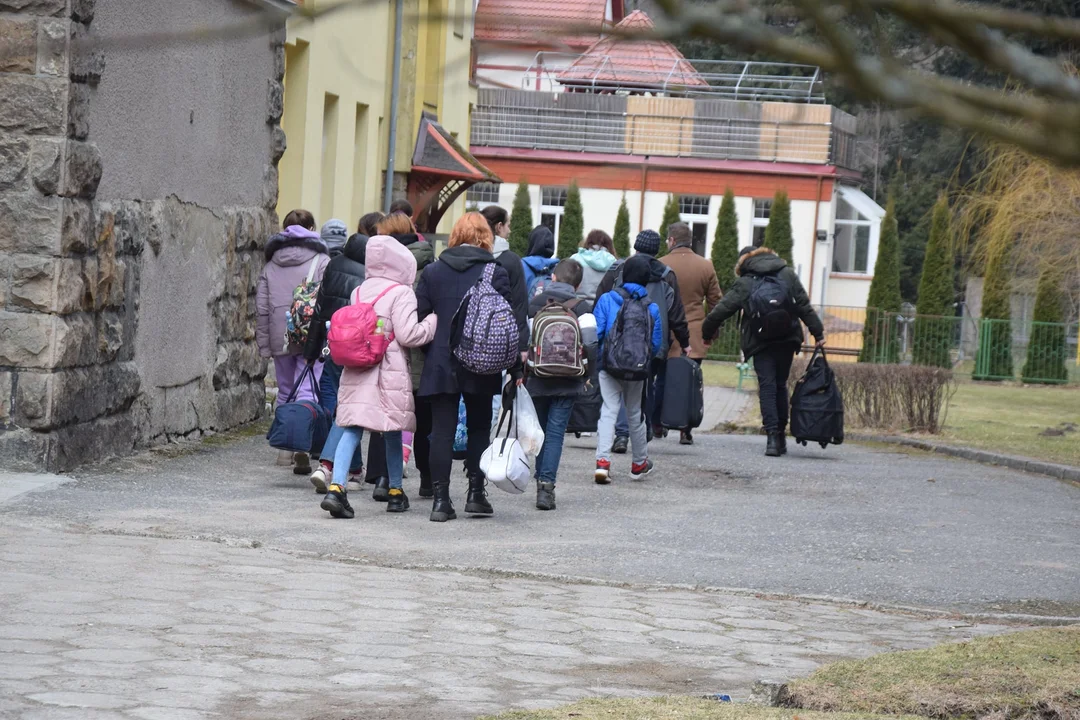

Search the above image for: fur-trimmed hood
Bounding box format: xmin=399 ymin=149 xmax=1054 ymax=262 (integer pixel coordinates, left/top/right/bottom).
xmin=735 ymin=246 xmax=786 ymax=276
xmin=265 ymin=226 xmax=328 ymax=262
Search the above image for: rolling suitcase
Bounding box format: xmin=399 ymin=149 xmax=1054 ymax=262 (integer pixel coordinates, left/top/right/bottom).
xmin=660 ymin=356 xmax=705 ymax=430
xmin=790 ymin=348 xmax=844 ymax=448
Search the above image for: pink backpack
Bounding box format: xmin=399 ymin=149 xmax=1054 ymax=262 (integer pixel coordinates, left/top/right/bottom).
xmin=327 ymin=285 xmax=402 ymax=368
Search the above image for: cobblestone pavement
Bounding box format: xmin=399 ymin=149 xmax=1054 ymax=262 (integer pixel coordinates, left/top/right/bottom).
xmin=0 ymin=521 xmax=1014 ymax=720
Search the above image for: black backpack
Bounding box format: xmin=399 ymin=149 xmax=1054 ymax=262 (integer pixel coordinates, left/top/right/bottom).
xmin=790 ymin=349 xmax=844 ymax=448
xmin=616 ymin=263 xmax=673 ymax=358
xmin=602 ymin=289 xmax=654 ymax=380
xmin=747 ymin=273 xmax=796 ymax=341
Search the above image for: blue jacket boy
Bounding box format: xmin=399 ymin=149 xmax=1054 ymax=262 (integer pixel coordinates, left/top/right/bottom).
xmin=593 ymin=255 xmax=663 ymax=368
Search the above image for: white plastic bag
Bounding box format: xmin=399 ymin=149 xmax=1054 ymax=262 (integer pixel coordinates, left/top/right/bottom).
xmin=511 ymin=385 xmax=545 ymax=458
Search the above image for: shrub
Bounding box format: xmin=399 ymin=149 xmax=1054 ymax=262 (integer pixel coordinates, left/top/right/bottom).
xmin=764 ymin=189 xmax=793 ymax=265
xmin=613 ymin=193 xmax=631 ymax=258
xmin=912 ymin=196 xmax=955 ymax=368
xmin=556 ymin=181 xmax=584 ymax=259
xmin=789 ymin=361 xmax=955 ymax=433
xmin=508 ymin=180 xmax=532 ymax=257
xmin=860 ymin=195 xmax=902 ymax=363
xmin=1022 ymin=267 xmax=1069 ymax=384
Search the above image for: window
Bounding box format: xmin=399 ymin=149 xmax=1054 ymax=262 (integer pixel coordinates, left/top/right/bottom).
xmin=832 ymin=196 xmax=873 ymax=273
xmin=465 ymin=182 xmax=500 ymax=206
xmin=540 ymin=186 xmax=567 ymax=237
xmin=752 ymin=198 xmax=772 ymax=246
xmin=678 ymin=195 xmax=711 ymax=256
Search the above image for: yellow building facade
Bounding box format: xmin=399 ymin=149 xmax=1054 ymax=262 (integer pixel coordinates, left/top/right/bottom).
xmin=277 ymin=0 xmax=476 ymax=232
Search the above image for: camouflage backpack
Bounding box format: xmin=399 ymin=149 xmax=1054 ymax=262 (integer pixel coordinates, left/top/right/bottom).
xmin=284 ymin=259 xmax=321 ymax=350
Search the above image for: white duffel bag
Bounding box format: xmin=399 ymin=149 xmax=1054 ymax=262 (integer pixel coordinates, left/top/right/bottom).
xmin=480 ymin=399 xmax=532 ymax=494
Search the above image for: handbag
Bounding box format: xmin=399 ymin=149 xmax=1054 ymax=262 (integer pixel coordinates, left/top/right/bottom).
xmin=266 ymin=361 xmax=332 ymax=455
xmin=789 ymin=348 xmax=844 ymax=448
xmin=480 ymin=399 xmax=532 ymax=494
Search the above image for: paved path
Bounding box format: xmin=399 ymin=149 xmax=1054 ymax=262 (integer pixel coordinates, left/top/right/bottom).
xmin=0 ymin=521 xmax=1011 ymax=720
xmin=1 ymin=427 xmax=1077 ymax=718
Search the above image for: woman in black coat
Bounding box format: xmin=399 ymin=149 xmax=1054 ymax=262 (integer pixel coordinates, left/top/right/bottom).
xmin=416 ymin=213 xmax=521 ymax=522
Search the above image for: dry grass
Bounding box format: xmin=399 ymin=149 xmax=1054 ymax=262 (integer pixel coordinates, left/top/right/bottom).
xmin=784 ymin=627 xmax=1080 ymax=720
xmin=482 ymin=697 xmax=911 ymax=720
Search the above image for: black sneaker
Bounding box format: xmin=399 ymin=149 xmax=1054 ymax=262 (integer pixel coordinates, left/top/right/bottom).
xmin=320 ymin=485 xmax=355 ymax=519
xmin=372 ymin=476 xmax=390 ymax=502
xmin=680 ymin=430 xmax=694 ymax=446
xmin=536 ymin=481 xmax=556 ymax=511
xmin=386 ymin=489 xmax=410 ymax=513
xmin=612 ymin=436 xmax=629 ymax=454
xmin=630 ymin=458 xmax=654 ymax=481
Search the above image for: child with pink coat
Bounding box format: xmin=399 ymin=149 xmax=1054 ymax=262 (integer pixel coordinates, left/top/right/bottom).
xmin=320 ymin=236 xmax=437 ymax=519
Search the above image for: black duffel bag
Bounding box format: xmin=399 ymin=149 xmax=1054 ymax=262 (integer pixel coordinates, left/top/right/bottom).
xmin=789 ymin=348 xmax=844 ymax=448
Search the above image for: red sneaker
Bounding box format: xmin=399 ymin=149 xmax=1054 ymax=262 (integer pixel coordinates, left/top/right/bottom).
xmin=594 ymin=459 xmax=611 ymax=485
xmin=630 ymin=458 xmax=654 ymax=481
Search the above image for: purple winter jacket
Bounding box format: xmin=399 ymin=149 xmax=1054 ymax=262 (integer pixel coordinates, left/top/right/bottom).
xmin=255 ymin=226 xmax=331 ymax=358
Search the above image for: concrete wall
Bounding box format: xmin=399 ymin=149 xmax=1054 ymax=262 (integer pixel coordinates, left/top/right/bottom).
xmin=0 ymin=0 xmax=283 ymax=471
xmin=89 ymin=0 xmax=276 ymax=207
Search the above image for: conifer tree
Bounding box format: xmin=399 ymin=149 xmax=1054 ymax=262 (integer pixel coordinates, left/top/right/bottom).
xmin=860 ymin=195 xmax=902 ymax=363
xmin=973 ymin=233 xmax=1014 ymax=380
xmin=711 ymin=189 xmax=739 ymax=293
xmin=1022 ymin=266 xmax=1069 ymax=384
xmin=613 ymin=193 xmax=631 ymax=258
xmin=657 ymin=194 xmax=680 ymax=258
xmin=508 ymin=179 xmax=532 ymax=257
xmin=764 ymin=190 xmax=793 ymax=265
xmin=557 ymin=181 xmax=584 ymax=258
xmin=911 ymin=196 xmax=955 ymax=368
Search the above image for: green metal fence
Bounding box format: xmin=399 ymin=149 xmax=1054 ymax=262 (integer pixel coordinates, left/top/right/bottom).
xmin=704 ymin=304 xmax=1080 ymax=384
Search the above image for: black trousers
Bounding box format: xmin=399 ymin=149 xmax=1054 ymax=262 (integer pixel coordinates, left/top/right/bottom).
xmin=753 ymin=345 xmax=796 ymax=434
xmin=427 ymin=392 xmax=494 ymax=490
xmin=413 ymin=392 xmax=432 ymax=479
xmin=364 ymin=433 xmax=386 ymax=481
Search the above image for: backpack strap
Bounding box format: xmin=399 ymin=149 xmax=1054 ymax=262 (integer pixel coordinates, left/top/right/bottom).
xmin=482 ymin=263 xmax=496 ymax=283
xmin=371 ymin=283 xmax=403 ymax=307
xmin=304 ymin=257 xmax=319 ymax=285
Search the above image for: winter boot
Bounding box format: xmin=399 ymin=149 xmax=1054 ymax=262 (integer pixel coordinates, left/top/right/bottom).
xmin=766 ymin=434 xmax=782 ymax=457
xmin=777 ymin=432 xmax=788 ymax=455
xmin=464 ymin=474 xmax=493 ymax=516
xmin=429 ymin=480 xmax=456 ymax=523
xmin=536 ymin=481 xmax=556 ymax=511
xmin=372 ymin=476 xmax=390 ymax=502
xmin=418 ymin=474 xmax=433 ymax=498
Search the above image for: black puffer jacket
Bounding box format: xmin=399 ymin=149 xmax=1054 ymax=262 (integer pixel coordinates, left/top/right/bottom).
xmin=303 ymin=233 xmax=367 ymax=361
xmin=700 ymin=247 xmax=824 ymax=359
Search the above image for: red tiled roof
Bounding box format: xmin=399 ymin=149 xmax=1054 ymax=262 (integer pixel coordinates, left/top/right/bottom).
xmin=557 ymin=10 xmax=708 ymax=88
xmin=474 ymin=0 xmax=609 ymax=49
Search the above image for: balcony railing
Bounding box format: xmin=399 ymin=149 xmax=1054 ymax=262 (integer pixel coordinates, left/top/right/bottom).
xmin=471 ymin=89 xmax=858 ymax=168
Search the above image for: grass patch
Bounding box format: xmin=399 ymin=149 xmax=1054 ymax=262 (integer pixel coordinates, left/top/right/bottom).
xmin=701 ymin=361 xmax=755 ymax=390
xmin=482 ymin=697 xmax=910 ymax=720
xmin=784 ymin=626 xmax=1080 ymax=720
xmin=929 ymin=382 xmax=1080 ymax=466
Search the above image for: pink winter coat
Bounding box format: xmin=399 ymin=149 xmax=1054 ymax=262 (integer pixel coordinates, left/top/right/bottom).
xmin=335 ymin=236 xmax=437 ymax=432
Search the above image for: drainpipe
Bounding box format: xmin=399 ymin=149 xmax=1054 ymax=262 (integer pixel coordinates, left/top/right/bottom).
xmin=383 ymin=0 xmax=405 ymax=213
xmin=806 ymin=175 xmax=824 ymax=302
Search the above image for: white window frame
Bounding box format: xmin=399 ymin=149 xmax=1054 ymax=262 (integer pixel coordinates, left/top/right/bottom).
xmin=832 ymin=195 xmax=874 ymax=274
xmin=465 ymin=182 xmax=501 ymax=208
xmin=752 ymin=198 xmax=771 ymax=246
xmin=678 ymin=195 xmax=711 ymax=256
xmin=540 ymin=186 xmax=567 ymax=238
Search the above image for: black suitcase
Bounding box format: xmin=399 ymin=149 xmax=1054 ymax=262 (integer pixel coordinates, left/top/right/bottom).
xmin=789 ymin=349 xmax=844 ymax=448
xmin=566 ymin=344 xmax=602 ymax=435
xmin=661 ymin=356 xmax=705 ymax=430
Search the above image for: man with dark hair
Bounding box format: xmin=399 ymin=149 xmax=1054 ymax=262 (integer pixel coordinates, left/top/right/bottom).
xmin=660 ymin=222 xmax=723 ymax=444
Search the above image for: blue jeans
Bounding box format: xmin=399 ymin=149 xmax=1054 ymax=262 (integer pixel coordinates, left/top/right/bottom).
xmin=331 ymin=427 xmax=404 ymax=491
xmin=319 ymin=360 xmax=342 ymax=414
xmin=332 ymin=427 xmax=364 ymax=489
xmin=383 ymin=431 xmax=404 ymax=490
xmin=532 ymin=396 xmax=574 ymax=484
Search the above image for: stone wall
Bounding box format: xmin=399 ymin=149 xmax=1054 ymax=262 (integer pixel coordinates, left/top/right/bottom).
xmin=0 ymin=0 xmax=286 ymax=471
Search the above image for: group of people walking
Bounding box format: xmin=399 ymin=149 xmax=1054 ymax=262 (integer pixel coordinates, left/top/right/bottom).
xmin=256 ymin=198 xmax=826 ymax=523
